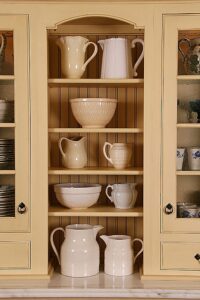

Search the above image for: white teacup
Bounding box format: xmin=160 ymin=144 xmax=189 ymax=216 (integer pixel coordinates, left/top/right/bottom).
xmin=105 ymin=183 xmax=138 ymax=209
xmin=188 ymin=147 xmax=200 ymax=170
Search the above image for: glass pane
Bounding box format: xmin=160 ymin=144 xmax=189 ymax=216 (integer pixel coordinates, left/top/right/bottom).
xmin=0 ymin=80 xmax=14 ymax=123
xmin=177 ymin=30 xmax=200 ymax=218
xmin=0 ymin=31 xmax=14 ymax=75
xmin=0 ymin=175 xmax=15 ymax=218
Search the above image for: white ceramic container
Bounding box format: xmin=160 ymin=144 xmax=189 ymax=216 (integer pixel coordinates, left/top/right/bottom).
xmin=105 ymin=183 xmax=138 ymax=209
xmin=58 ymin=136 xmax=87 ymax=169
xmin=100 ymin=235 xmax=143 ymax=276
xmin=103 ymin=142 xmax=132 ymax=169
xmin=70 ymin=98 xmax=117 ymax=128
xmin=50 ymin=224 xmax=103 ymax=277
xmin=54 ymin=183 xmax=102 ymax=209
xmin=176 ymin=148 xmax=185 ymax=171
xmin=56 ymin=36 xmax=98 ymax=79
xmin=188 ymin=147 xmax=200 ymax=170
xmin=98 ymin=37 xmax=144 ymax=78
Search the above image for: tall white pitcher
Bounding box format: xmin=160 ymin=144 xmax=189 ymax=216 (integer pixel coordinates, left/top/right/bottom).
xmin=56 ymin=36 xmax=98 ymax=78
xmin=98 ymin=37 xmax=144 ymax=78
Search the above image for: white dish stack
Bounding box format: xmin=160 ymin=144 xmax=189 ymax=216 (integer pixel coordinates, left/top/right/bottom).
xmin=0 ymin=139 xmax=15 ymax=170
xmin=0 ymin=99 xmax=14 ymax=122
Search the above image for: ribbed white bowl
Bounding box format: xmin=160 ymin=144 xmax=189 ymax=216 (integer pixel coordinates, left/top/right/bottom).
xmin=70 ymin=98 xmax=117 ymax=128
xmin=54 ymin=183 xmax=102 ymax=209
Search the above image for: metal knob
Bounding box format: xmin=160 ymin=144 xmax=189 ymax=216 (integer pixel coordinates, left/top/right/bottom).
xmin=195 ymin=254 xmax=200 ymax=261
xmin=17 ymin=202 xmax=26 ymax=214
xmin=164 ymin=203 xmax=173 ymax=215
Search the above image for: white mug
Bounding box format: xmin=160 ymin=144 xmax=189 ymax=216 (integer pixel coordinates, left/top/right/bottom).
xmin=188 ymin=147 xmax=200 ymax=170
xmin=106 ymin=183 xmax=138 ymax=209
xmin=103 ymin=142 xmax=132 ymax=169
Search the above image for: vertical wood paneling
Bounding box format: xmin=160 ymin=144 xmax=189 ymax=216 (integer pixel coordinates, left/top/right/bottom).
xmin=48 ymin=27 xmax=144 ymax=256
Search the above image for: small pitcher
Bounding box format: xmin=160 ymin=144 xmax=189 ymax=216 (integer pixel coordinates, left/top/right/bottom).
xmin=50 ymin=224 xmax=103 ymax=277
xmin=100 ymin=235 xmax=143 ymax=276
xmin=103 ymin=142 xmax=132 ymax=169
xmin=58 ymin=136 xmax=87 ymax=169
xmin=106 ymin=183 xmax=138 ymax=209
xmin=56 ymin=36 xmax=98 ymax=78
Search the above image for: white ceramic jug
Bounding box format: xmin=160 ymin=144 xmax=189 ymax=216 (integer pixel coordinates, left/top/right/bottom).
xmin=100 ymin=235 xmax=143 ymax=276
xmin=105 ymin=183 xmax=138 ymax=209
xmin=50 ymin=224 xmax=103 ymax=277
xmin=98 ymin=37 xmax=144 ymax=78
xmin=58 ymin=136 xmax=87 ymax=169
xmin=103 ymin=142 xmax=132 ymax=169
xmin=56 ymin=36 xmax=98 ymax=78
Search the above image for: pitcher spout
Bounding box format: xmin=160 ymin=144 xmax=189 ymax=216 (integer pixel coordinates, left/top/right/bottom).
xmin=93 ymin=225 xmax=103 ymax=237
xmin=98 ymin=40 xmax=105 ymax=50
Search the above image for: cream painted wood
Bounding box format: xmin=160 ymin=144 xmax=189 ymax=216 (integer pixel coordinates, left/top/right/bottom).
xmin=161 ymin=242 xmax=200 ymax=270
xmin=0 ymin=241 xmax=30 ymax=269
xmin=0 ymin=15 xmax=29 ymax=233
xmin=162 ymin=15 xmax=200 ymax=233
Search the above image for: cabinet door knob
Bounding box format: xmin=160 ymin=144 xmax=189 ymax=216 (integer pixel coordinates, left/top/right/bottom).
xmin=195 ymin=254 xmax=200 ymax=261
xmin=17 ymin=202 xmax=26 ymax=214
xmin=164 ymin=203 xmax=173 ymax=215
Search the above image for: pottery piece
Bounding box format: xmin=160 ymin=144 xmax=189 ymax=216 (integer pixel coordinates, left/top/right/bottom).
xmin=50 ymin=224 xmax=103 ymax=277
xmin=100 ymin=235 xmax=143 ymax=276
xmin=105 ymin=183 xmax=138 ymax=209
xmin=58 ymin=136 xmax=87 ymax=169
xmin=56 ymin=36 xmax=98 ymax=78
xmin=98 ymin=37 xmax=144 ymax=78
xmin=70 ymin=98 xmax=117 ymax=128
xmin=54 ymin=183 xmax=102 ymax=209
xmin=176 ymin=148 xmax=185 ymax=171
xmin=103 ymin=142 xmax=132 ymax=169
xmin=188 ymin=147 xmax=200 ymax=170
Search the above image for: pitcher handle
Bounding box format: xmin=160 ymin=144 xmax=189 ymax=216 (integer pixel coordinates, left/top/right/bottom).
xmin=105 ymin=185 xmax=114 ymax=202
xmin=103 ymin=142 xmax=113 ymax=165
xmin=132 ymin=238 xmax=144 ymax=264
xmin=131 ymin=38 xmax=144 ymax=77
xmin=50 ymin=227 xmax=65 ymax=265
xmin=178 ymin=38 xmax=190 ymax=62
xmin=82 ymin=42 xmax=98 ymax=71
xmin=0 ymin=34 xmax=5 ymax=55
xmin=58 ymin=137 xmax=68 ymax=158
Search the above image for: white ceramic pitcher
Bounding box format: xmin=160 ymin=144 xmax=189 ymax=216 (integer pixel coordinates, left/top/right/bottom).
xmin=58 ymin=136 xmax=87 ymax=169
xmin=50 ymin=224 xmax=103 ymax=277
xmin=100 ymin=235 xmax=143 ymax=276
xmin=56 ymin=36 xmax=98 ymax=78
xmin=98 ymin=37 xmax=144 ymax=78
xmin=106 ymin=183 xmax=138 ymax=209
xmin=103 ymin=142 xmax=132 ymax=169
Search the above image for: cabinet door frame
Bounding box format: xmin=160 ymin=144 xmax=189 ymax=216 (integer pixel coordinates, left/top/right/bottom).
xmin=162 ymin=14 xmax=200 ymax=233
xmin=0 ymin=15 xmax=30 ymax=232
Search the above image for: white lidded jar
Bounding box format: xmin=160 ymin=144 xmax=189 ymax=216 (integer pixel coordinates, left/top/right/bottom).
xmin=100 ymin=235 xmax=143 ymax=276
xmin=50 ymin=224 xmax=103 ymax=277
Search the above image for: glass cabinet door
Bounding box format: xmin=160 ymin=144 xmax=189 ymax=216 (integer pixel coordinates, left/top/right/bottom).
xmin=0 ymin=15 xmax=29 ymax=232
xmin=162 ymin=15 xmax=200 ymax=233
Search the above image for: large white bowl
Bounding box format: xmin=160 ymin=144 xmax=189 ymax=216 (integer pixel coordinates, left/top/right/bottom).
xmin=70 ymin=98 xmax=117 ymax=128
xmin=54 ymin=183 xmax=102 ymax=209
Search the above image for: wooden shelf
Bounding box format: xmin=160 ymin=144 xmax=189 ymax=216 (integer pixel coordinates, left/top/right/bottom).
xmin=0 ymin=170 xmax=15 ymax=175
xmin=177 ymin=123 xmax=200 ymax=128
xmin=48 ymin=205 xmax=143 ymax=217
xmin=176 ymin=171 xmax=200 ymax=176
xmin=0 ymin=123 xmax=15 ymax=128
xmin=48 ymin=128 xmax=143 ymax=133
xmin=0 ymin=75 xmax=14 ymax=80
xmin=48 ymin=167 xmax=143 ymax=175
xmin=177 ymin=75 xmax=200 ymax=83
xmin=48 ymin=78 xmax=144 ymax=87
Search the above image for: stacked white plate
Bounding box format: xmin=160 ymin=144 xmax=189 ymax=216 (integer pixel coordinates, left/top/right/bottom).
xmin=0 ymin=139 xmax=15 ymax=170
xmin=0 ymin=99 xmax=14 ymax=123
xmin=0 ymin=185 xmax=15 ymax=217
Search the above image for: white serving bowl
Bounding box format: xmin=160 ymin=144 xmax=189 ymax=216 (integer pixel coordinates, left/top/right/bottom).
xmin=70 ymin=98 xmax=117 ymax=128
xmin=54 ymin=183 xmax=102 ymax=209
